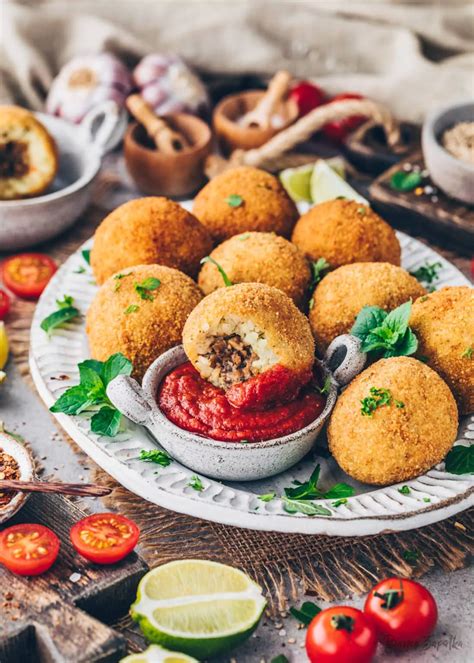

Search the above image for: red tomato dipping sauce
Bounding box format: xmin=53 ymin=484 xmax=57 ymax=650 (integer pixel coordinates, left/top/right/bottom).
xmin=157 ymin=362 xmax=327 ymax=442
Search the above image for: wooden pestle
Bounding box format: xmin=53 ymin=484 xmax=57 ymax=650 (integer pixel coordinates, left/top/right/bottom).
xmin=240 ymin=70 xmax=295 ymax=130
xmin=0 ymin=479 xmax=112 ymax=497
xmin=126 ymin=94 xmax=189 ymax=154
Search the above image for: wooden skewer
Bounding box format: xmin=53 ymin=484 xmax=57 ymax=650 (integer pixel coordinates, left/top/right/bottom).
xmin=126 ymin=94 xmax=189 ymax=154
xmin=240 ymin=70 xmax=294 ymax=129
xmin=0 ymin=479 xmax=112 ymax=498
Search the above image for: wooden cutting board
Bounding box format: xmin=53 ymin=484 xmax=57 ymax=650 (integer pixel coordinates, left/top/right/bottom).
xmin=0 ymin=493 xmax=148 ymax=663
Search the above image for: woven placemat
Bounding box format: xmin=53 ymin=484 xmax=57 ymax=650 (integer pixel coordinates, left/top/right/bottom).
xmin=3 ymin=159 xmax=472 ymax=609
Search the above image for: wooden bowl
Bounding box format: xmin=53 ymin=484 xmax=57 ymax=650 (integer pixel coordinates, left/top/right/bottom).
xmin=124 ymin=113 xmax=212 ymax=197
xmin=213 ymin=90 xmax=294 ymax=155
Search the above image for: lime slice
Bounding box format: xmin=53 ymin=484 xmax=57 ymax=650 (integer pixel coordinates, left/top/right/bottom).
xmin=310 ymin=160 xmax=368 ymax=205
xmin=131 ymin=559 xmax=266 ymax=659
xmin=120 ymin=644 xmax=198 ymax=663
xmin=0 ymin=322 xmax=9 ymax=370
xmin=280 ymin=163 xmax=314 ymax=202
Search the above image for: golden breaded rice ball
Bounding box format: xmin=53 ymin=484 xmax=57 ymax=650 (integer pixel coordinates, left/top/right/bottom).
xmin=410 ymin=286 xmax=474 ymax=414
xmin=291 ymin=199 xmax=401 ymax=269
xmin=192 ymin=166 xmax=299 ymax=242
xmin=86 ymin=264 xmax=202 ymax=380
xmin=328 ymin=357 xmax=458 ymax=485
xmin=310 ymin=262 xmax=426 ymax=354
xmin=198 ymin=231 xmax=311 ymax=308
xmin=91 ymin=197 xmax=212 ymax=284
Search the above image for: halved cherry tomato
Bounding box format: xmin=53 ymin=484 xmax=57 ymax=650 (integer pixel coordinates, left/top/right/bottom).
xmin=289 ymin=81 xmax=326 ymax=117
xmin=0 ymin=289 xmax=10 ymax=320
xmin=364 ymin=578 xmax=437 ymax=648
xmin=2 ymin=253 xmax=57 ymax=299
xmin=323 ymin=92 xmax=366 ymax=143
xmin=0 ymin=523 xmax=60 ymax=576
xmin=306 ymin=606 xmax=377 ymax=663
xmin=70 ymin=513 xmax=140 ymax=564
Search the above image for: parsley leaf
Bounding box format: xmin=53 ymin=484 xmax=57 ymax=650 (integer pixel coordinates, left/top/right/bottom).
xmin=284 ymin=464 xmax=354 ymax=501
xmin=398 ymin=485 xmax=410 ymax=495
xmin=289 ymin=601 xmax=321 ymax=626
xmin=225 ymin=194 xmax=243 ymax=207
xmin=139 ymin=449 xmax=173 ymax=466
xmin=444 ymin=445 xmax=474 ymax=475
xmin=351 ymin=302 xmax=418 ymax=359
xmin=200 ymin=256 xmax=233 ymax=287
xmin=390 ymin=171 xmax=422 ymax=192
xmin=40 ymin=295 xmax=80 ymax=336
xmin=410 ymin=261 xmax=442 ymax=286
xmin=360 ymin=387 xmax=403 ymax=417
xmin=282 ymin=497 xmax=332 ymax=516
xmin=258 ymin=491 xmax=276 ymax=502
xmin=134 ymin=277 xmax=161 ymax=300
xmin=188 ymin=475 xmax=204 ymax=491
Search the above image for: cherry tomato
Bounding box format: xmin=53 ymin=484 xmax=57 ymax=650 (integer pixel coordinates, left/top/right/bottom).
xmin=70 ymin=513 xmax=140 ymax=564
xmin=306 ymin=606 xmax=378 ymax=663
xmin=323 ymin=92 xmax=366 ymax=143
xmin=289 ymin=81 xmax=326 ymax=117
xmin=364 ymin=578 xmax=438 ymax=648
xmin=0 ymin=523 xmax=60 ymax=576
xmin=2 ymin=253 xmax=57 ymax=299
xmin=0 ymin=289 xmax=10 ymax=320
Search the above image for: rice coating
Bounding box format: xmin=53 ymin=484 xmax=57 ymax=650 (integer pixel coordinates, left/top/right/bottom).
xmin=198 ymin=231 xmax=311 ymax=308
xmin=410 ymin=286 xmax=474 ymax=414
xmin=91 ymin=197 xmax=212 ymax=284
xmin=86 ymin=264 xmax=202 ymax=381
xmin=182 ymin=282 xmax=314 ymax=390
xmin=291 ymin=199 xmax=401 ymax=269
xmin=192 ymin=166 xmax=299 ymax=243
xmin=328 ymin=357 xmax=458 ymax=486
xmin=310 ymin=262 xmax=426 ymax=354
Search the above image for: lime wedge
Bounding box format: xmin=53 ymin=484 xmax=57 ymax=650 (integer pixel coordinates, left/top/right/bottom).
xmin=0 ymin=322 xmax=9 ymax=370
xmin=310 ymin=160 xmax=368 ymax=205
xmin=131 ymin=560 xmax=266 ymax=659
xmin=280 ymin=163 xmax=313 ymax=202
xmin=120 ymin=644 xmax=198 ymax=663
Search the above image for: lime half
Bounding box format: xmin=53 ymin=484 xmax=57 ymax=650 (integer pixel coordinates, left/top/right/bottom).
xmin=280 ymin=163 xmax=314 ymax=202
xmin=0 ymin=322 xmax=9 ymax=371
xmin=310 ymin=160 xmax=368 ymax=205
xmin=131 ymin=560 xmax=266 ymax=659
xmin=120 ymin=644 xmax=198 ymax=663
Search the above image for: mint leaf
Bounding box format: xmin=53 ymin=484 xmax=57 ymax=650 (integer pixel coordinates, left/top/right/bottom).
xmin=80 ymin=359 xmax=104 ymax=375
xmin=134 ymin=277 xmax=161 ymax=301
xmin=91 ymin=406 xmax=122 ymax=437
xmin=390 ymin=171 xmax=422 ymax=192
xmin=225 ymin=194 xmax=243 ymax=207
xmin=391 ymin=327 xmax=418 ymax=356
xmin=322 ymin=483 xmax=354 ymax=499
xmin=82 ymin=249 xmax=91 ymax=265
xmin=188 ymin=475 xmax=204 ymax=491
xmin=284 ymin=464 xmax=321 ymax=500
xmin=351 ymin=303 xmax=418 ymax=359
xmin=290 ymin=601 xmax=321 ymax=626
xmin=384 ymin=300 xmax=411 ymax=336
xmin=50 ymin=385 xmax=93 ymax=415
xmin=258 ymin=491 xmax=276 ymax=502
xmin=102 ymin=353 xmax=133 ymax=386
xmin=78 ymin=363 xmax=105 ymax=393
xmin=40 ymin=306 xmax=80 ymax=336
xmin=282 ymin=497 xmax=332 ymax=516
xmin=445 ymin=445 xmax=474 ymax=475
xmin=200 ymin=256 xmax=233 ymax=287
xmin=139 ymin=449 xmax=173 ymax=467
xmin=351 ymin=306 xmax=387 ymax=341
xmin=410 ymin=261 xmax=442 ymax=285
xmin=56 ymin=295 xmax=74 ymax=309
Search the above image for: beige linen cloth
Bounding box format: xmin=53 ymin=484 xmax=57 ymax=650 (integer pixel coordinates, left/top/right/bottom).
xmin=1 ymin=0 xmax=473 ymax=123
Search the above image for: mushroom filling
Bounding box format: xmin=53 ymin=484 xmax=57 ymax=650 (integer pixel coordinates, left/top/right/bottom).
xmin=195 ymin=317 xmax=278 ymax=389
xmin=0 ymin=141 xmax=29 ymax=178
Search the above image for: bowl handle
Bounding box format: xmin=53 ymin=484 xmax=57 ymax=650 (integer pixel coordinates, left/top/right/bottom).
xmin=80 ymin=100 xmax=127 ymax=155
xmin=106 ymin=375 xmax=153 ymax=426
xmin=322 ymin=334 xmax=367 ymax=387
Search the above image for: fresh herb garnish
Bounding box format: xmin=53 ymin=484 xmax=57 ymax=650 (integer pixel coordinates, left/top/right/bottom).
xmin=444 ymin=444 xmax=474 ymax=475
xmin=124 ymin=304 xmax=139 ymax=315
xmin=410 ymin=261 xmax=441 ymax=286
xmin=290 ymin=601 xmax=321 ymax=626
xmin=40 ymin=295 xmax=80 ymax=336
xmin=462 ymin=347 xmax=473 ymax=359
xmin=403 ymin=549 xmax=419 ymax=565
xmin=318 ymin=375 xmax=332 ymax=396
xmin=82 ymin=249 xmax=91 ymax=265
xmin=238 ymin=233 xmax=251 ymax=241
xmin=398 ymin=485 xmax=410 ymax=495
xmin=390 ymin=171 xmax=422 ymax=192
xmin=225 ymin=194 xmax=243 ymax=207
xmin=258 ymin=491 xmax=276 ymax=502
xmin=74 ymin=266 xmax=86 ymax=274
xmin=351 ymin=301 xmax=418 ymax=358
xmin=282 ymin=497 xmax=332 ymax=516
xmin=270 ymin=656 xmax=289 ymax=663
xmin=423 ymin=497 xmax=431 ymax=503
xmin=357 ymin=207 xmax=367 ymax=216
xmin=50 ymin=353 xmax=132 ymax=437
xmin=360 ymin=387 xmax=403 ymax=417
xmin=134 ymin=277 xmax=161 ymax=301
xmin=200 ymin=256 xmax=233 ymax=287
xmin=114 ymin=271 xmax=133 ymax=291
xmin=332 ymin=498 xmax=348 ymax=507
xmin=308 ymin=258 xmax=331 ymax=310
xmin=139 ymin=449 xmax=173 ymax=467
xmin=284 ymin=464 xmax=354 ymax=501
xmin=188 ymin=475 xmax=204 ymax=491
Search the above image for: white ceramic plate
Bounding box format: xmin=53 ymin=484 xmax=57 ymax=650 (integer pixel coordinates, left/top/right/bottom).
xmin=29 ymin=228 xmax=473 ymax=535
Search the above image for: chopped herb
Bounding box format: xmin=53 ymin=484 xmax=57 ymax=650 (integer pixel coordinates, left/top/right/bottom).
xmin=188 ymin=475 xmax=204 ymax=491
xmin=57 ymin=295 xmax=74 ymax=308
xmin=124 ymin=304 xmax=139 ymax=314
xmin=357 ymin=207 xmax=367 ymax=216
xmin=200 ymin=256 xmax=233 ymax=287
xmin=134 ymin=277 xmax=161 ymax=300
xmin=318 ymin=375 xmax=332 ymax=396
xmin=395 ymin=399 xmax=405 ymax=408
xmin=398 ymin=485 xmax=410 ymax=495
xmin=403 ymin=549 xmax=419 ymax=565
xmin=238 ymin=233 xmax=251 ymax=241
xmin=289 ymin=601 xmax=321 ymax=626
xmin=113 ymin=271 xmax=133 ymax=291
xmin=351 ymin=301 xmax=418 ymax=359
xmin=420 ymin=295 xmax=429 ymax=302
xmin=332 ymin=498 xmax=348 ymax=507
xmin=308 ymin=258 xmax=331 ymax=310
xmin=40 ymin=295 xmax=80 ymax=336
xmin=139 ymin=449 xmax=173 ymax=467
xmin=74 ymin=266 xmax=86 ymax=274
xmin=284 ymin=464 xmax=354 ymax=501
xmin=225 ymin=194 xmax=244 ymax=207
xmin=423 ymin=497 xmax=431 ymax=503
xmin=360 ymin=387 xmax=403 ymax=417
xmin=462 ymin=347 xmax=473 ymax=359
xmin=258 ymin=491 xmax=276 ymax=502
xmin=271 ymin=656 xmax=289 ymax=663
xmin=282 ymin=497 xmax=332 ymax=516
xmin=410 ymin=261 xmax=442 ymax=285
xmin=444 ymin=444 xmax=474 ymax=475
xmin=82 ymin=249 xmax=91 ymax=265
xmin=390 ymin=170 xmax=422 ymax=192
xmin=336 ymin=195 xmax=346 ymax=199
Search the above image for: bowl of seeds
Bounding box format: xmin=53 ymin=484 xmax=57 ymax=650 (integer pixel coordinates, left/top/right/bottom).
xmin=0 ymin=432 xmax=34 ymax=524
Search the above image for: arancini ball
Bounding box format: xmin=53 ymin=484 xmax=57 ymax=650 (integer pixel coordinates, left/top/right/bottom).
xmin=328 ymin=356 xmax=458 ymax=485
xmin=86 ymin=264 xmax=202 ymax=380
xmin=410 ymin=286 xmax=474 ymax=414
xmin=291 ymin=199 xmax=401 ymax=269
xmin=192 ymin=166 xmax=299 ymax=242
xmin=90 ymin=197 xmax=212 ymax=284
xmin=310 ymin=262 xmax=426 ymax=354
xmin=198 ymin=231 xmax=311 ymax=308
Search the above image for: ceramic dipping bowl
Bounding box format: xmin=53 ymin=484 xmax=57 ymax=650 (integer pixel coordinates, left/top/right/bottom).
xmin=0 ymin=101 xmax=126 ymax=251
xmin=124 ymin=113 xmax=212 ymax=197
xmin=0 ymin=432 xmax=34 ymax=524
xmin=107 ymin=335 xmax=366 ymax=482
xmin=213 ymin=90 xmax=295 ymax=155
xmin=422 ymin=101 xmax=474 ymax=204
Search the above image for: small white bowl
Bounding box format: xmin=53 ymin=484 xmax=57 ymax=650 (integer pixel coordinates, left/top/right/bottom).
xmin=0 ymin=432 xmax=34 ymax=524
xmin=0 ymin=101 xmax=127 ymax=251
xmin=107 ymin=335 xmax=366 ymax=481
xmin=422 ymin=101 xmax=474 ymax=204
